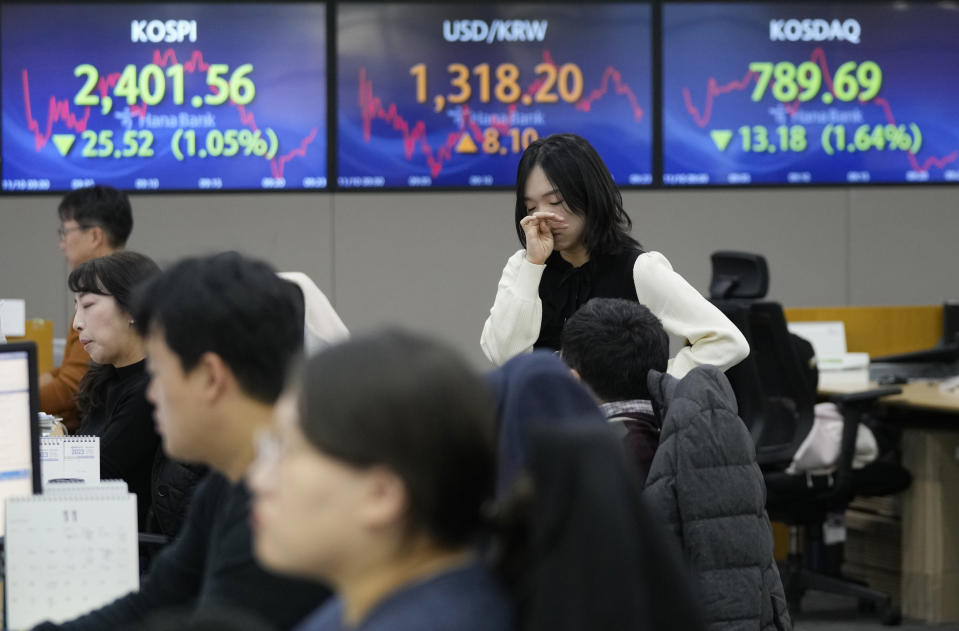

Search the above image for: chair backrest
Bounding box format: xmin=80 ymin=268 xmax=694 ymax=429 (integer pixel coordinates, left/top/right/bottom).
xmin=709 ymin=299 xmax=765 ymax=438
xmin=747 ymin=302 xmax=816 ymax=461
xmin=709 ymin=252 xmax=812 ymax=468
xmin=709 ymin=251 xmax=769 ymax=300
xmin=710 ymin=299 xmax=806 ymax=467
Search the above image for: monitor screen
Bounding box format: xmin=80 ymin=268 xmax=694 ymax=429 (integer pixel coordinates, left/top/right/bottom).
xmin=662 ymin=2 xmax=959 ymax=185
xmin=337 ymin=2 xmax=652 ymax=189
xmin=1 ymin=3 xmax=327 ymax=193
xmin=0 ymin=343 xmax=40 ymax=537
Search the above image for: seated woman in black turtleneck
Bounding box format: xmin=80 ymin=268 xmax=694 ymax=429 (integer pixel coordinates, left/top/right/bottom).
xmin=70 ymin=251 xmax=161 ymax=528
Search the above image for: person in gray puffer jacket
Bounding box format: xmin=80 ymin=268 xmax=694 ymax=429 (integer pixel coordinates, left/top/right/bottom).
xmin=644 ymin=364 xmax=792 ymax=631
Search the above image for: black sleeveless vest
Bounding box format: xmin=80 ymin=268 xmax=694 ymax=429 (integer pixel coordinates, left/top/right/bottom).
xmin=534 ymin=248 xmax=644 ymax=351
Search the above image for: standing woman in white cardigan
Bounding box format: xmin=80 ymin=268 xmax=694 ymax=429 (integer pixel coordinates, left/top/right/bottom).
xmin=481 ymin=133 xmax=749 ymax=378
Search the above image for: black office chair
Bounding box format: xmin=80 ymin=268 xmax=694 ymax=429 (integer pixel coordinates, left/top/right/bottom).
xmin=710 ymin=252 xmax=808 ymax=468
xmin=709 ymin=251 xmax=911 ymax=625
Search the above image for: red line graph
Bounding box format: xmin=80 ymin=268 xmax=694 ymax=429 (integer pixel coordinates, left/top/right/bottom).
xmin=681 ymin=71 xmax=758 ymax=128
xmin=152 ymin=50 xmax=211 ymax=73
xmin=96 ymin=74 xmax=121 ymax=99
xmin=235 ymin=104 xmax=319 ymax=179
xmin=680 ymin=47 xmax=957 ymax=173
xmin=357 ymin=50 xmax=645 ymax=178
xmin=359 ymin=67 xmax=482 ymax=179
xmin=869 ymin=96 xmax=958 ymax=171
xmin=576 ymin=67 xmax=644 ymax=121
xmin=20 ymin=48 xmax=317 ymax=179
xmin=21 ymin=71 xmax=91 ymax=151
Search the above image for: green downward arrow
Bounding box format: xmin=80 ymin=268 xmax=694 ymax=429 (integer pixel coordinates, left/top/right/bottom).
xmin=710 ymin=129 xmax=733 ymax=152
xmin=52 ymin=134 xmax=76 ymax=157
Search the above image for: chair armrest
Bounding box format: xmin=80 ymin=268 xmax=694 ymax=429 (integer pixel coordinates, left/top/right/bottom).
xmin=827 ymin=387 xmax=902 ymax=501
xmin=754 ymin=396 xmax=804 ymax=470
xmin=830 ymin=386 xmax=900 ymax=473
xmin=830 ymin=387 xmax=902 ymax=407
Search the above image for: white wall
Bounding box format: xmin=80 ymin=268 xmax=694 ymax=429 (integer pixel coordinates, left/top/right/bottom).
xmin=1 ymin=186 xmax=956 ymax=367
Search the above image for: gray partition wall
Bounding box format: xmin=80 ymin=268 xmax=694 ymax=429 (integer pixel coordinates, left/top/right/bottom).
xmin=1 ymin=187 xmax=956 ymax=367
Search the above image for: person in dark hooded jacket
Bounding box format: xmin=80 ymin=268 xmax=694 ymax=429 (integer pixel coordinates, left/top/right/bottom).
xmin=487 ymin=350 xmax=607 ymax=498
xmin=488 ymin=351 xmax=706 ymax=631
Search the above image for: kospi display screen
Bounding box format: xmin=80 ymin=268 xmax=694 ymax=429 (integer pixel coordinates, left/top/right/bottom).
xmin=337 ymin=3 xmax=652 ymax=189
xmin=1 ymin=3 xmax=327 ymax=192
xmin=663 ymin=3 xmax=959 ymax=185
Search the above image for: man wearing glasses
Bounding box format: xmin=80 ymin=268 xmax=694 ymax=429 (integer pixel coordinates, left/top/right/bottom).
xmin=40 ymin=185 xmax=133 ymax=431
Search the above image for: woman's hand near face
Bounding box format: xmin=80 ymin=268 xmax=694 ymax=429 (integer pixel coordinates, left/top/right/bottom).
xmin=522 ymin=212 xmax=567 ymax=265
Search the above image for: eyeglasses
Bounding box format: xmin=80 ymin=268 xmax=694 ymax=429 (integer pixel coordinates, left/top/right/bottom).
xmin=57 ymin=224 xmax=92 ymax=240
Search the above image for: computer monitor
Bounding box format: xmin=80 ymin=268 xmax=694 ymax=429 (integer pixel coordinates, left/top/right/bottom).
xmin=872 ymin=302 xmax=959 ymax=365
xmin=0 ymin=342 xmax=42 ymax=538
xmin=944 ymin=301 xmax=959 ymax=346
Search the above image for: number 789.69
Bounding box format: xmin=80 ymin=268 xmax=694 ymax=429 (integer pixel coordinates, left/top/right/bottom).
xmin=748 ymin=60 xmax=882 ymax=103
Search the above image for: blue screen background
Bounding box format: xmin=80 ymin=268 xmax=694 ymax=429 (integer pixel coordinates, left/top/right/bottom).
xmin=337 ymin=3 xmax=652 ymax=189
xmin=663 ymin=3 xmax=959 ymax=185
xmin=1 ymin=3 xmax=327 ymax=192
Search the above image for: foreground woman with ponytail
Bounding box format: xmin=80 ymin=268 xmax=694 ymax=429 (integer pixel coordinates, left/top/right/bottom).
xmin=249 ymin=330 xmax=513 ymax=631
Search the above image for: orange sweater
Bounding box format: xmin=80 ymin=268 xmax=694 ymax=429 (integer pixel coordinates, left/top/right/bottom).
xmin=39 ymin=327 xmax=89 ymax=432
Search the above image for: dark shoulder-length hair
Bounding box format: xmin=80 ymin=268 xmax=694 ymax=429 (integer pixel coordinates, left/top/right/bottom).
xmin=294 ymin=329 xmax=497 ymax=548
xmin=70 ymin=251 xmax=161 ymax=415
xmin=513 ymin=133 xmax=640 ymax=256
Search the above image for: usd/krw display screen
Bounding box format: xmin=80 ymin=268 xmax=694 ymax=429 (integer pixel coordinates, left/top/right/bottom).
xmin=663 ymin=3 xmax=959 ymax=185
xmin=337 ymin=3 xmax=652 ymax=189
xmin=1 ymin=3 xmax=327 ymax=192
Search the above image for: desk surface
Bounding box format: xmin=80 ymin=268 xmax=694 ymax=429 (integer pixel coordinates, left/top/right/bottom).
xmin=819 ymin=371 xmax=959 ymax=414
xmin=806 ymin=360 xmax=959 ymax=623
